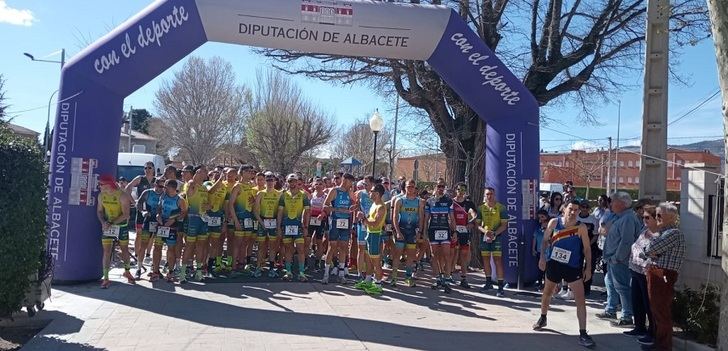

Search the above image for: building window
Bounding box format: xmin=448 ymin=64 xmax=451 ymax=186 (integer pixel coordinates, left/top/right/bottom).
xmin=619 ymin=161 xmax=624 ymax=167
xmin=635 ymin=177 xmax=639 ymax=184
xmin=628 ymin=160 xmax=633 ymax=167
xmin=636 ymin=160 xmax=640 ymax=168
xmin=627 ymin=177 xmax=633 ymax=184
xmin=619 ymin=177 xmax=624 ymax=183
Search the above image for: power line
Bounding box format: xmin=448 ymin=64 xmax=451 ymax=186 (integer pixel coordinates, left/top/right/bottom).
xmin=6 ymin=91 xmax=84 ymax=116
xmin=667 ymin=89 xmax=721 ymax=126
xmin=540 ymin=124 xmax=725 ymax=178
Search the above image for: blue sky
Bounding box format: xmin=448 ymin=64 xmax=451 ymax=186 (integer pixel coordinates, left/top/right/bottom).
xmin=0 ymin=0 xmax=723 ymax=154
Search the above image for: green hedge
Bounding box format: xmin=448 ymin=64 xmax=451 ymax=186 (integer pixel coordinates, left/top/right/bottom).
xmin=673 ymin=285 xmax=720 ymax=347
xmin=0 ymin=125 xmax=47 ymax=317
xmin=573 ymin=187 xmax=681 ymax=202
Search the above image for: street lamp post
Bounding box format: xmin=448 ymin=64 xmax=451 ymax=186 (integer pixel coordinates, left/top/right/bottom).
xmin=24 ymin=49 xmax=65 ymax=154
xmin=369 ymin=110 xmax=384 ymax=177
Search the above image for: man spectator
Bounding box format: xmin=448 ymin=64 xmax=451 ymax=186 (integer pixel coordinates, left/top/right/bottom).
xmin=596 ymin=191 xmax=641 ymax=327
xmin=642 ymin=202 xmax=684 ymax=351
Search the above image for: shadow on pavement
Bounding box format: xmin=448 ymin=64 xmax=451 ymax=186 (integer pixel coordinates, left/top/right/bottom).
xmin=19 ymin=310 xmax=106 ymax=351
xmin=55 ymin=283 xmax=633 ymax=351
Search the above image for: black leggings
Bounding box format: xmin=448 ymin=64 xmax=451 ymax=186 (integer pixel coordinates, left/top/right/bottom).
xmin=631 ymin=270 xmax=654 ymax=335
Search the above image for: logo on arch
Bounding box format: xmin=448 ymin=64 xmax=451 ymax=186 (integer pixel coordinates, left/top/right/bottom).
xmin=301 ymin=0 xmax=353 ymax=26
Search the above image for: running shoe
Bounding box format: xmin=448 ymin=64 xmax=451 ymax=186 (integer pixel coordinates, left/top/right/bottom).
xmin=149 ymin=272 xmax=160 ymax=282
xmin=123 ymin=271 xmax=136 ymax=284
xmin=135 ymin=269 xmax=142 ymax=280
xmin=282 ymin=271 xmax=293 ymax=281
xmin=595 ymin=311 xmax=618 ymax=320
xmin=364 ymin=283 xmax=383 ymax=296
xmin=610 ymin=319 xmax=634 ymax=328
xmin=194 ymin=270 xmax=204 ymax=282
xmin=298 ymin=273 xmax=308 ymax=282
xmin=321 ymin=273 xmax=329 ymax=284
xmin=623 ymin=328 xmax=647 ymax=337
xmin=637 ymin=335 xmax=654 ymax=346
xmin=177 ymin=270 xmax=187 ymax=283
xmin=268 ymin=268 xmax=278 ymax=278
xmin=405 ymin=278 xmax=416 ymax=287
xmin=355 ymin=280 xmax=371 ymax=290
xmin=388 ymin=278 xmax=397 ymax=287
xmin=480 ymin=281 xmax=494 ymax=292
xmin=460 ymin=279 xmax=470 ymax=289
xmin=496 ymin=289 xmax=505 ymax=298
xmin=243 ymin=263 xmax=255 ymax=273
xmin=532 ymin=315 xmax=547 ymax=330
xmin=578 ymin=334 xmax=596 ymax=348
xmin=252 ymin=267 xmax=262 ymax=278
xmin=100 ymin=279 xmax=111 ymax=289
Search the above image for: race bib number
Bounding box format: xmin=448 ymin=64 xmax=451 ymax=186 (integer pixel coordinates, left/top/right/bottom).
xmin=253 ymin=220 xmax=258 ymax=230
xmin=103 ymin=225 xmax=120 ymax=238
xmin=385 ymin=224 xmax=393 ymax=232
xmin=550 ymin=247 xmax=572 ymax=264
xmin=309 ymin=217 xmax=322 ymax=226
xmin=207 ymin=216 xmax=222 ymax=227
xmin=157 ymin=226 xmax=171 ymax=238
xmin=456 ymin=225 xmax=468 ymax=234
xmin=243 ymin=218 xmax=253 ymax=229
xmin=285 ymin=225 xmax=299 ymax=236
xmin=201 ymin=214 xmax=211 ymax=223
xmin=434 ymin=230 xmax=449 ymax=241
xmin=149 ymin=222 xmax=158 ymax=233
xmin=336 ymin=218 xmax=349 ymax=229
xmin=264 ymin=219 xmax=277 ymax=229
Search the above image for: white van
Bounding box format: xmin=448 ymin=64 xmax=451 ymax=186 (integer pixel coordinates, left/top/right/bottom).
xmin=117 ymin=152 xmax=165 ymax=182
xmin=539 ymin=182 xmax=565 ymax=200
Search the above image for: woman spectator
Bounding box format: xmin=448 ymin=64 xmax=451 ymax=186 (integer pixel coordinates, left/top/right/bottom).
xmin=547 ymin=192 xmax=563 ymax=218
xmin=624 ymin=205 xmax=657 ymax=344
xmin=531 ymin=210 xmax=550 ymax=290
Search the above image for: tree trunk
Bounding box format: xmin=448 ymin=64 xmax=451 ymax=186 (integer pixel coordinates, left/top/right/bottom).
xmin=707 ymin=0 xmax=728 ymax=349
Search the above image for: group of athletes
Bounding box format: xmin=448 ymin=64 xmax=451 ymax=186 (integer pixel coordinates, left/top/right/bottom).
xmin=95 ymin=160 xmax=597 ymax=348
xmin=96 ymin=162 xmax=510 ymax=292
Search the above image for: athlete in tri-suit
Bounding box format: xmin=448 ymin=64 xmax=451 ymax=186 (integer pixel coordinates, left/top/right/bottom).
xmin=533 ymin=200 xmax=595 ymax=348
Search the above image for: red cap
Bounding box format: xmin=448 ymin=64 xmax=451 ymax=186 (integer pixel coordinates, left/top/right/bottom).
xmin=98 ymin=174 xmax=118 ymax=189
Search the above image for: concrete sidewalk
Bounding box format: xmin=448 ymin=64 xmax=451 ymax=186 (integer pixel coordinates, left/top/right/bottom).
xmin=20 ymin=268 xmax=643 ymax=351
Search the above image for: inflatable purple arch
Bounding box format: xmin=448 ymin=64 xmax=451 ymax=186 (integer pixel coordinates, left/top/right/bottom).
xmin=47 ymin=0 xmax=540 ymax=284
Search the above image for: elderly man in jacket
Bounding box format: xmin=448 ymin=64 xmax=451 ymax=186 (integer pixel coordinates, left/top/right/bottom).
xmin=596 ymin=191 xmax=642 ymax=327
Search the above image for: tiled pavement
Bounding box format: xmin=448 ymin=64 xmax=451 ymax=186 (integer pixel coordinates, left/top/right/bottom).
xmin=18 ymin=267 xmax=644 ymax=351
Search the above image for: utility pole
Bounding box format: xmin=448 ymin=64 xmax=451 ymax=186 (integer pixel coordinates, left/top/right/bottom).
xmin=128 ymin=106 xmax=133 ymax=152
xmin=606 ymin=137 xmax=612 ymax=195
xmin=706 ymin=0 xmax=728 ymax=348
xmin=614 ymin=100 xmax=621 ymax=193
xmin=638 ymin=0 xmax=669 ymax=201
xmin=389 ymin=95 xmax=399 ymax=180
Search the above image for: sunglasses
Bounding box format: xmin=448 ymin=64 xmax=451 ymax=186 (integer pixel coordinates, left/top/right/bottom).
xmin=436 ymin=184 xmax=445 ymax=188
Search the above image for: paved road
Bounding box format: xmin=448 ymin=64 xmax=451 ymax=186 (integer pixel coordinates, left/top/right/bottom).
xmin=18 ymin=267 xmax=642 ymax=351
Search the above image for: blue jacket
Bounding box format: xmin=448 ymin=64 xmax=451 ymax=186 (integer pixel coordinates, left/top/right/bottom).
xmin=602 ymin=209 xmax=642 ymax=265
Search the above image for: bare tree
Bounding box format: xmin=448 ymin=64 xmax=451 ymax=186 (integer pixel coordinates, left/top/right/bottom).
xmin=245 ymin=70 xmax=334 ymax=174
xmin=154 ymin=56 xmax=248 ymax=165
xmin=0 ymin=75 xmax=7 ymax=122
xmin=707 ymin=0 xmax=728 ymax=348
xmin=330 ymin=116 xmax=392 ymax=175
xmin=263 ymin=0 xmax=709 ymax=200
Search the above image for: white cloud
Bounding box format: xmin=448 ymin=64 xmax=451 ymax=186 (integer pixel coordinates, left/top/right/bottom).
xmin=571 ymin=141 xmax=600 ymax=151
xmin=0 ymin=1 xmax=35 ymax=26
